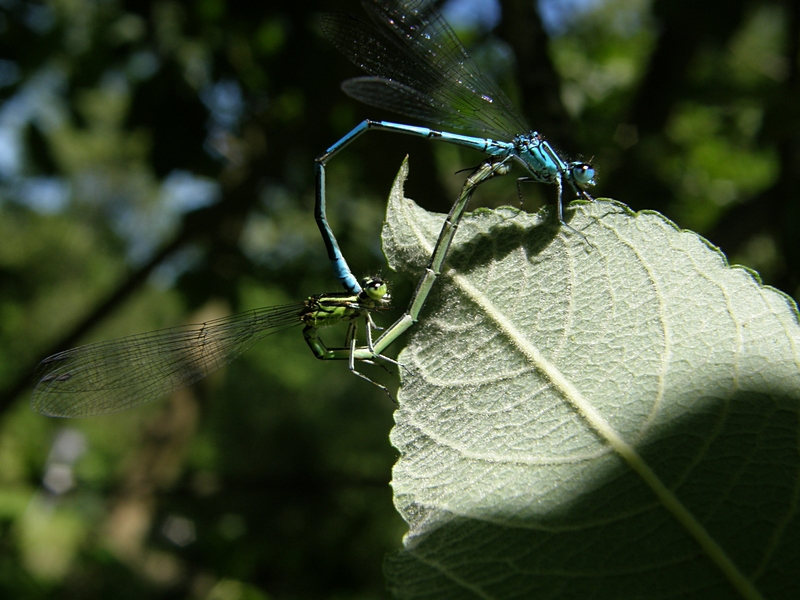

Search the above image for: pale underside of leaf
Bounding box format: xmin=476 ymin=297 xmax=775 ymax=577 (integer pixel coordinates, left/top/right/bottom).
xmin=382 ymin=160 xmax=800 ymax=599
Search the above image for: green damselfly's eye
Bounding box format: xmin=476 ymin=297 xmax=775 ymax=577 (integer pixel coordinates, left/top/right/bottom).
xmin=362 ymin=277 xmax=389 ymax=301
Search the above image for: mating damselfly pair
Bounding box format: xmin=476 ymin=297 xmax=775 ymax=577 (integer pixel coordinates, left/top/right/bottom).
xmin=32 ymin=0 xmax=595 ymax=417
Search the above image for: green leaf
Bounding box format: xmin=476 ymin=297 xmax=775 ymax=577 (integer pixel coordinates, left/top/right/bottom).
xmin=381 ymin=161 xmax=800 ymax=600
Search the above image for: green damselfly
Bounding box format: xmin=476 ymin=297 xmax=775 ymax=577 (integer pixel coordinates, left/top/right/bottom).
xmin=32 ymin=159 xmax=507 ymax=416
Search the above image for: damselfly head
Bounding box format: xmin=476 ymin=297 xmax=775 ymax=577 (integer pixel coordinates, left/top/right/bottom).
xmin=569 ymin=162 xmax=596 ymax=189
xmin=361 ymin=276 xmax=390 ymax=303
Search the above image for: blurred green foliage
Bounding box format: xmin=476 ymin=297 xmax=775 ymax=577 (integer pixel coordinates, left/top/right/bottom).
xmin=0 ymin=0 xmax=797 ymax=598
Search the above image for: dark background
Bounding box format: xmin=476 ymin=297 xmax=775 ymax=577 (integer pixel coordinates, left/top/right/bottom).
xmin=0 ymin=0 xmax=797 ymax=598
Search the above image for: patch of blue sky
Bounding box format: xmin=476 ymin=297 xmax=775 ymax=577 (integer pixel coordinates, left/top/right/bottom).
xmin=201 ymin=79 xmax=244 ymax=131
xmin=104 ymin=171 xmax=218 ymax=266
xmin=442 ymin=0 xmax=501 ymax=31
xmin=0 ymin=123 xmax=20 ymax=180
xmin=538 ymin=0 xmax=606 ymax=35
xmin=15 ymin=176 xmax=70 ymax=213
xmin=0 ymin=93 xmax=34 ymax=180
xmin=0 ymin=68 xmax=67 ymax=181
xmin=161 ymin=170 xmax=220 ymax=214
xmin=442 ymin=0 xmax=606 ymax=37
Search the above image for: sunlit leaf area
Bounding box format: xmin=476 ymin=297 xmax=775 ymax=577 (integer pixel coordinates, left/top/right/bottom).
xmin=1 ymin=0 xmax=798 ymax=598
